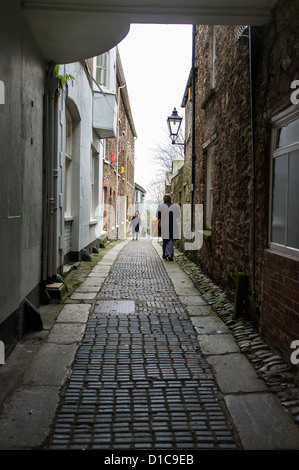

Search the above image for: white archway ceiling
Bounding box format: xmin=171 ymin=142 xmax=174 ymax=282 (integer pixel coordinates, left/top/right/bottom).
xmin=22 ymin=0 xmax=278 ymax=63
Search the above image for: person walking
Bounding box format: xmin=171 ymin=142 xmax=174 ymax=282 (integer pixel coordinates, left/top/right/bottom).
xmin=130 ymin=211 xmax=140 ymax=240
xmin=157 ymin=194 xmax=180 ymax=261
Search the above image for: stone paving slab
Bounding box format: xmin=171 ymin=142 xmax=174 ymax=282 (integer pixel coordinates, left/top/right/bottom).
xmin=22 ymin=343 xmax=79 ymax=386
xmin=197 ymin=333 xmax=240 ymax=355
xmin=185 ymin=304 xmax=215 ymax=316
xmin=56 ymin=304 xmax=90 ymax=323
xmin=177 ymin=296 xmax=208 ymax=307
xmin=80 ymin=277 xmax=105 ymax=286
xmin=206 ymin=353 xmax=269 ymax=393
xmin=0 ymin=386 xmax=61 ymax=450
xmin=70 ymin=292 xmax=98 ymax=300
xmin=47 ymin=323 xmax=87 ymax=344
xmin=75 ymin=286 xmax=100 ymax=294
xmin=224 ymin=393 xmax=299 ymax=450
xmin=191 ymin=316 xmax=231 ymax=335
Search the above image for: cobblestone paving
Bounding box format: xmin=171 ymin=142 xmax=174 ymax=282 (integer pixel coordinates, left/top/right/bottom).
xmin=48 ymin=240 xmax=239 ymax=450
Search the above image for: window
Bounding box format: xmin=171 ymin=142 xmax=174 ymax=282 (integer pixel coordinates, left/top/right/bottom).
xmin=270 ymin=108 xmax=299 ymax=253
xmin=65 ymin=107 xmax=73 ymax=218
xmin=206 ymin=146 xmax=214 ymax=229
xmin=103 ymin=186 xmax=107 ymax=204
xmin=95 ymin=52 xmax=109 ymax=88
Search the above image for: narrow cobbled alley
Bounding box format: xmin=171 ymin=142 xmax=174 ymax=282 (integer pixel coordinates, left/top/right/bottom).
xmin=48 ymin=239 xmax=239 ymax=450
xmin=1 ymin=239 xmax=299 ymax=453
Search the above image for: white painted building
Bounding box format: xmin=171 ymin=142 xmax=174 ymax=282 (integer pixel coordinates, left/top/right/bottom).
xmin=57 ymin=54 xmax=118 ymax=267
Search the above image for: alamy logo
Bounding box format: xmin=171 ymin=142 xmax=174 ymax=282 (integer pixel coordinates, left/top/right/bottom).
xmin=290 ymin=340 xmax=299 ymax=365
xmin=0 ymin=80 xmax=4 ymax=105
xmin=290 ymin=80 xmax=299 ymax=105
xmin=0 ymin=340 xmax=5 ymax=365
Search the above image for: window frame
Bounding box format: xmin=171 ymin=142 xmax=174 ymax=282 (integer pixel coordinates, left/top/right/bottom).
xmin=95 ymin=52 xmax=109 ymax=88
xmin=90 ymin=146 xmax=100 ymax=222
xmin=269 ymin=105 xmax=299 ymax=257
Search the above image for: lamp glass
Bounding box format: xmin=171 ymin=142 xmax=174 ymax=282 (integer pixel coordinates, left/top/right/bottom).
xmin=167 ymin=108 xmax=182 ymax=140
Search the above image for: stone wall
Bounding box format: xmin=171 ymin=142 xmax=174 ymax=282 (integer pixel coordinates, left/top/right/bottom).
xmin=192 ymin=25 xmax=254 ymax=314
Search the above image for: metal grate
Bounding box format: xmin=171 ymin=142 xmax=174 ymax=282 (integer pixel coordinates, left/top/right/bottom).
xmin=95 ymin=300 xmax=135 ymax=315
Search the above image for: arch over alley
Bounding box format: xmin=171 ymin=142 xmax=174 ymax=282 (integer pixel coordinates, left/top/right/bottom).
xmin=22 ymin=0 xmax=278 ymax=63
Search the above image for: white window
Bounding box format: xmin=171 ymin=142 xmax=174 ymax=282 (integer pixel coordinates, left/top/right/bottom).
xmin=93 ymin=48 xmax=116 ymax=93
xmin=95 ymin=52 xmax=109 ymax=88
xmin=270 ymin=107 xmax=299 ymax=255
xmin=64 ymin=107 xmax=72 ymax=218
xmin=206 ymin=146 xmax=214 ymax=229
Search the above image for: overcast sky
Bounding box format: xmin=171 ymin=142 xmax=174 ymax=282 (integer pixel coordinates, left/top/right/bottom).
xmin=117 ymin=23 xmax=193 ymax=193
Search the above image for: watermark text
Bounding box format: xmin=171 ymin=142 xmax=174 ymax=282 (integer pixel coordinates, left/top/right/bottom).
xmin=95 ymin=199 xmax=203 ymax=251
xmin=0 ymin=80 xmax=4 ymax=105
xmin=0 ymin=340 xmax=5 ymax=365
xmin=290 ymin=340 xmax=299 ymax=365
xmin=290 ymin=80 xmax=299 ymax=105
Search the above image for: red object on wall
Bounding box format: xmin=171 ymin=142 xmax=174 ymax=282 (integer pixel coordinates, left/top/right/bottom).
xmin=111 ymin=152 xmax=115 ymax=162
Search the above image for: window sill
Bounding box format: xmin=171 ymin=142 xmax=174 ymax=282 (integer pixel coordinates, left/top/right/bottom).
xmin=64 ymin=215 xmax=73 ymax=222
xmin=89 ymin=219 xmax=99 ymax=226
xmin=267 ymin=243 xmax=299 ymax=260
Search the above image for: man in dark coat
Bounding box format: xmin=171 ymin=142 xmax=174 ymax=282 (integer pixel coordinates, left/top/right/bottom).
xmin=157 ymin=194 xmax=180 ymax=260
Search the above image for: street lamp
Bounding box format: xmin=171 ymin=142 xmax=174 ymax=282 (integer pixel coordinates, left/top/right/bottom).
xmin=167 ymin=107 xmax=184 ymax=146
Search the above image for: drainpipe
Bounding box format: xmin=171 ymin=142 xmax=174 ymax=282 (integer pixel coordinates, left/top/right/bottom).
xmin=42 ymin=82 xmax=49 ymax=287
xmin=116 ymin=83 xmax=126 ymax=239
xmin=249 ymin=26 xmax=256 ymax=301
xmin=191 ymin=24 xmax=197 ymax=231
xmin=52 ymin=94 xmax=59 ymax=280
xmin=47 ymin=78 xmax=55 ymax=281
xmin=43 ymin=63 xmax=59 ymax=284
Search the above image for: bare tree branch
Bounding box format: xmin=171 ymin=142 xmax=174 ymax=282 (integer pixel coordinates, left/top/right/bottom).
xmin=145 ymin=178 xmax=165 ymax=204
xmin=150 ymin=130 xmax=184 ymax=178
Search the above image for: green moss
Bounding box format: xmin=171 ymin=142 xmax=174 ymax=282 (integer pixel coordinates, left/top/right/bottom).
xmin=63 ymin=240 xmax=122 ymax=297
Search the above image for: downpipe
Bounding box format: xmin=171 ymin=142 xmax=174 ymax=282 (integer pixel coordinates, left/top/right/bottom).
xmin=249 ymin=26 xmax=256 ymax=303
xmin=43 ymin=64 xmax=60 ymax=287
xmin=191 ymin=24 xmax=197 ymax=231
xmin=42 ymin=83 xmax=49 ymax=287
xmin=52 ymin=91 xmax=59 ymax=279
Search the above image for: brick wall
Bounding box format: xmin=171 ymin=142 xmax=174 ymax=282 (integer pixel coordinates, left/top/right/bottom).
xmin=255 ymin=0 xmax=299 ymax=362
xmin=103 ymin=77 xmax=136 ymax=239
xmin=261 ymin=250 xmax=299 ymax=361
